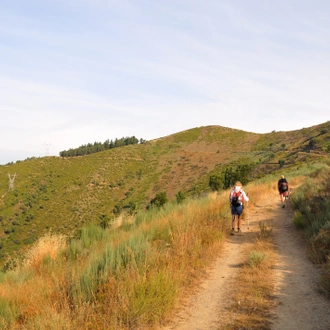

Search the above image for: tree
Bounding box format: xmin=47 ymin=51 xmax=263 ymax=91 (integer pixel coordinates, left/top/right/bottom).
xmin=278 ymin=159 xmax=285 ymax=168
xmin=59 ymin=136 xmax=144 ymax=157
xmin=99 ymin=214 xmax=110 ymax=229
xmin=209 ymin=174 xmax=223 ymax=191
xmin=150 ymin=191 xmax=168 ymax=208
xmin=176 ymin=191 xmax=186 ymax=204
xmin=112 ymin=204 xmax=121 ymax=215
xmin=128 ymin=201 xmax=137 ymax=215
xmin=309 ymin=138 xmax=316 ymax=149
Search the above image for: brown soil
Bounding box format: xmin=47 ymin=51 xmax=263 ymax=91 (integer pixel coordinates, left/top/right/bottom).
xmin=159 ymin=190 xmax=330 ymax=330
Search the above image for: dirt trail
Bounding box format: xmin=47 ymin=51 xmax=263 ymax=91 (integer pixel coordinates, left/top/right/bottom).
xmin=160 ymin=190 xmax=330 ymax=330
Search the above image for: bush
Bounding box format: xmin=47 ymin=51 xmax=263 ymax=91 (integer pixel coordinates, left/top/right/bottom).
xmin=23 ymin=236 xmax=37 ymax=245
xmin=209 ymin=174 xmax=223 ymax=191
xmin=311 ymin=227 xmax=330 ymax=263
xmin=246 ymin=250 xmax=267 ymax=269
xmin=175 ymin=191 xmax=186 ymax=204
xmin=113 ymin=204 xmax=121 ymax=215
xmin=293 ymin=211 xmax=306 ymax=228
xmin=149 ymin=191 xmax=168 ymax=208
xmin=99 ymin=214 xmax=110 ymax=229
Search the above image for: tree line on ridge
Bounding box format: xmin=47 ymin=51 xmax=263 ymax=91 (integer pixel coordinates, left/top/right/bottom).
xmin=59 ymin=136 xmax=146 ymax=157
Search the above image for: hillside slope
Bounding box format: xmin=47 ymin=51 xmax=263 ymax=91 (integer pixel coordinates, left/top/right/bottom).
xmin=0 ymin=121 xmax=329 ymax=262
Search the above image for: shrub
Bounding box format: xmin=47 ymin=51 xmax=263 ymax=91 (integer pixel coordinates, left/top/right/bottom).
xmin=310 ymin=224 xmax=330 ymax=264
xmin=175 ymin=191 xmax=186 ymax=204
xmin=23 ymin=236 xmax=37 ymax=245
xmin=209 ymin=174 xmax=223 ymax=191
xmin=246 ymin=250 xmax=267 ymax=269
xmin=99 ymin=214 xmax=110 ymax=229
xmin=149 ymin=191 xmax=168 ymax=208
xmin=293 ymin=211 xmax=306 ymax=228
xmin=113 ymin=204 xmax=121 ymax=215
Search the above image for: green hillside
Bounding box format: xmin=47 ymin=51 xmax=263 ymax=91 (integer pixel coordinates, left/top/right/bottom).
xmin=0 ymin=121 xmax=330 ymax=262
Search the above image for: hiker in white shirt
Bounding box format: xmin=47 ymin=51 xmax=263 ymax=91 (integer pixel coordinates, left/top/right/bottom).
xmin=229 ymin=181 xmax=249 ymax=235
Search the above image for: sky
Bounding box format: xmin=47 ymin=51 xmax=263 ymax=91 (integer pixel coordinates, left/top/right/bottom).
xmin=1 ymin=0 xmax=330 ymax=165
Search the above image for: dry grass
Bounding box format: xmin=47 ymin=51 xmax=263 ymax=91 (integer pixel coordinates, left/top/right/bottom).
xmin=0 ymin=234 xmax=71 ymax=329
xmin=23 ymin=233 xmax=67 ymax=271
xmin=219 ymin=224 xmax=276 ymax=330
xmin=0 ymin=192 xmax=231 ymax=329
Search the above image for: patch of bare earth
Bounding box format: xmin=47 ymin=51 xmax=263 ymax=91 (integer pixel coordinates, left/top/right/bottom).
xmin=158 ymin=190 xmax=330 ymax=330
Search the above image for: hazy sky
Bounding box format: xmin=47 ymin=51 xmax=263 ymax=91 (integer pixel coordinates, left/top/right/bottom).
xmin=1 ymin=0 xmax=330 ymax=164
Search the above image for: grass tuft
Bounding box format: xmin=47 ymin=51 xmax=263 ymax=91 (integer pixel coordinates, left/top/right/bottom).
xmin=246 ymin=250 xmax=267 ymax=269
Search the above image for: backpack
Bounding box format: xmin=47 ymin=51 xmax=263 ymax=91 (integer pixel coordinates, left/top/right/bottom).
xmin=280 ymin=180 xmax=288 ymax=192
xmin=231 ymin=191 xmax=241 ymax=207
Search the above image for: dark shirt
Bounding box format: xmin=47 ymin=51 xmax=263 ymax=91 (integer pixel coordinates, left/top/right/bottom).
xmin=278 ymin=178 xmax=288 ymax=193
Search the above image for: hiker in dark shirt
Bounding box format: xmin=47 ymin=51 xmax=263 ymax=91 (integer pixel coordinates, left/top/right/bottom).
xmin=278 ymin=175 xmax=289 ymax=208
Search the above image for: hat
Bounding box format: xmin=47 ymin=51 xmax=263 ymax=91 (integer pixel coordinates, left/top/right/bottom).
xmin=280 ymin=175 xmax=284 ymax=179
xmin=235 ymin=181 xmax=242 ymax=186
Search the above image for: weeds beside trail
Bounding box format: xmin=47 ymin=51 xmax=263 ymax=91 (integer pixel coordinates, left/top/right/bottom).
xmin=0 ymin=192 xmax=230 ymax=329
xmin=220 ymin=222 xmax=276 ymax=330
xmin=290 ymin=165 xmax=330 ymax=297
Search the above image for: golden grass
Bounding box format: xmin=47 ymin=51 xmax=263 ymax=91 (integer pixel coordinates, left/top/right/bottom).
xmin=0 ymin=191 xmax=231 ymax=329
xmin=219 ymin=225 xmax=276 ymax=330
xmin=23 ymin=233 xmax=67 ymax=272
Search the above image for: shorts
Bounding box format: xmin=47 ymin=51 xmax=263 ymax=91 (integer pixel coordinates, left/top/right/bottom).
xmin=231 ymin=204 xmax=243 ymax=215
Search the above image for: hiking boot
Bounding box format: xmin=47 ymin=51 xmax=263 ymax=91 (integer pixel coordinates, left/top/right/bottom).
xmin=282 ymin=204 xmax=285 ymax=208
xmin=237 ymin=229 xmax=243 ymax=236
xmin=230 ymin=228 xmax=235 ymax=235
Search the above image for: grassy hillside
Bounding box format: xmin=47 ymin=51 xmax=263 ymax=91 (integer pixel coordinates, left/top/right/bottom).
xmin=0 ymin=121 xmax=329 ymax=262
xmin=0 ymin=163 xmax=329 ymax=329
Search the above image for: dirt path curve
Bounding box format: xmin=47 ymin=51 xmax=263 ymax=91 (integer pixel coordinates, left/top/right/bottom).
xmin=271 ymin=200 xmax=330 ymax=329
xmin=159 ymin=190 xmax=330 ymax=330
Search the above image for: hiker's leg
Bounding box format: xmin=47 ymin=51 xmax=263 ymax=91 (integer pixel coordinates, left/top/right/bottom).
xmin=232 ymin=214 xmax=236 ymax=229
xmin=237 ymin=215 xmax=241 ymax=230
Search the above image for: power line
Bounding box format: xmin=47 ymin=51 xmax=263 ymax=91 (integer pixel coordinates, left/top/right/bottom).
xmin=43 ymin=143 xmax=52 ymax=156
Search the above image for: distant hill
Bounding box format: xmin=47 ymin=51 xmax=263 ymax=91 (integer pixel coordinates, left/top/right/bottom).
xmin=0 ymin=121 xmax=329 ymax=262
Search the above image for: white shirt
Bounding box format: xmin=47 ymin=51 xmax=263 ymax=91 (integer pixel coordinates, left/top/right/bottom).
xmin=229 ymin=186 xmax=249 ymax=203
